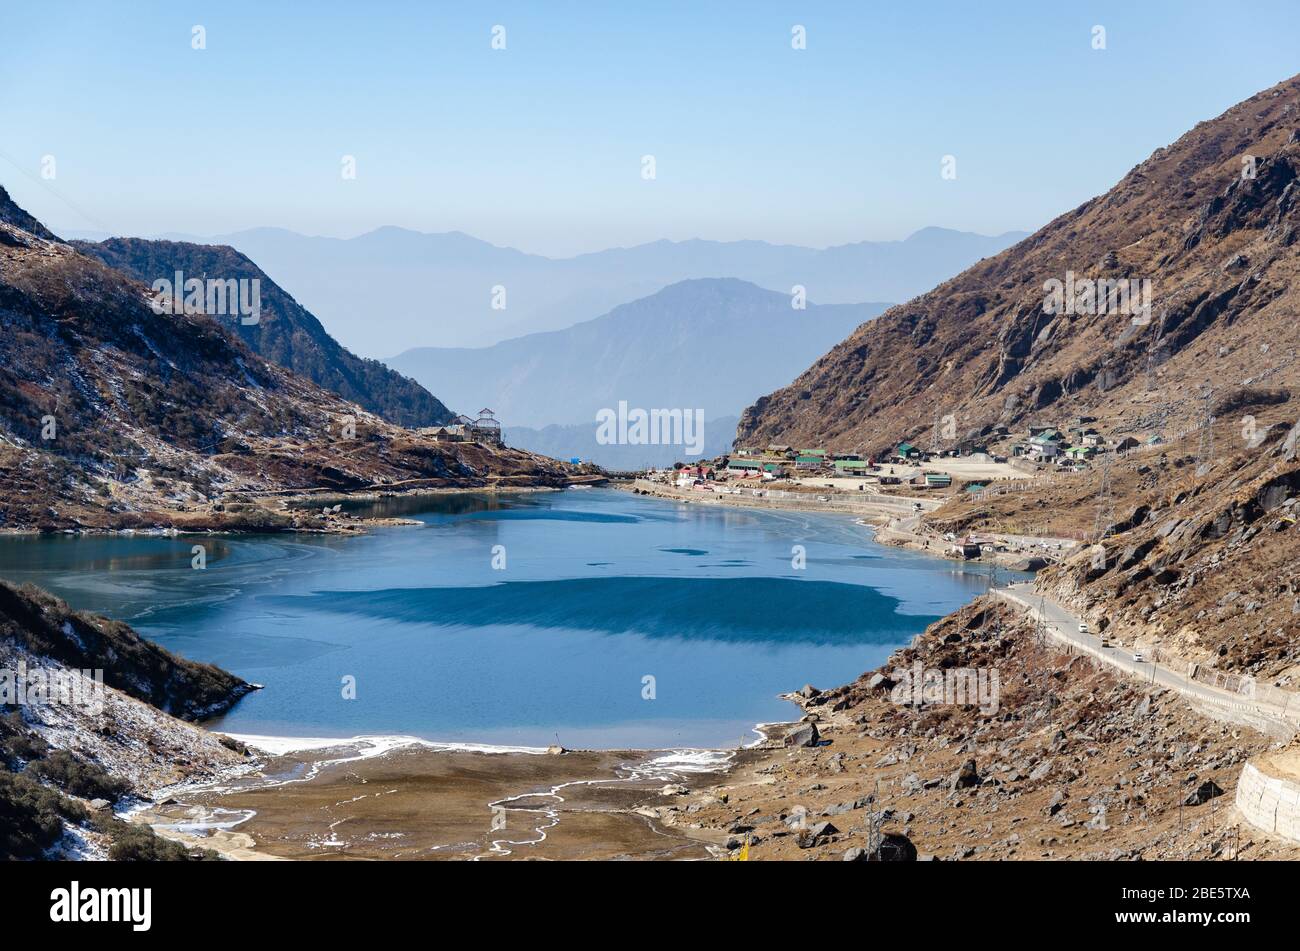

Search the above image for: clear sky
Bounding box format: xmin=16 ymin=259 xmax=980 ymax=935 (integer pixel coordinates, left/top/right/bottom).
xmin=2 ymin=1 xmax=1298 ymax=256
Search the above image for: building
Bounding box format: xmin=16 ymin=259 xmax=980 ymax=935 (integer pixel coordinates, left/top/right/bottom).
xmin=469 ymin=408 xmax=504 ymax=445
xmin=833 ymin=459 xmax=872 ymax=475
xmin=727 ymin=458 xmax=765 ymax=477
xmin=794 ymin=454 xmax=824 ymax=470
xmin=924 ymin=472 xmax=952 ymax=488
xmin=426 ymin=426 xmax=464 ymax=442
xmin=895 ymin=442 xmax=921 ymax=461
xmin=949 ymin=538 xmax=982 ymax=559
xmin=1026 ymin=430 xmax=1063 ymax=460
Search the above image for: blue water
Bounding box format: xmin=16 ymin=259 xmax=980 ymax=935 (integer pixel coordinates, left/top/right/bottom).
xmin=0 ymin=489 xmax=1008 ymax=747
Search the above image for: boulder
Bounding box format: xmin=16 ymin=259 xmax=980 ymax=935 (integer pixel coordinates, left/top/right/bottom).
xmin=875 ymin=832 xmax=918 ymax=862
xmin=795 ymin=821 xmax=839 ymax=848
xmin=1184 ymin=780 xmax=1224 ymax=806
xmin=950 ymin=758 xmax=981 ymax=790
xmin=797 ymin=684 xmax=820 ymax=699
xmin=783 ymin=722 xmax=820 ymax=748
xmin=867 ymin=672 xmax=895 ymax=691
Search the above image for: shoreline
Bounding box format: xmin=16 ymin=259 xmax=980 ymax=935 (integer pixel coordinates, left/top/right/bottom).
xmin=0 ymin=482 xmax=591 ymax=539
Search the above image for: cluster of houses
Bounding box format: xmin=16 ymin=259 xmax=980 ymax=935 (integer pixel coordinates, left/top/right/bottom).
xmin=1008 ymin=418 xmax=1155 ymax=470
xmin=664 ymin=444 xmax=956 ymax=490
xmin=420 ymin=408 xmax=504 ymax=446
xmin=655 ymin=418 xmax=1156 ymax=494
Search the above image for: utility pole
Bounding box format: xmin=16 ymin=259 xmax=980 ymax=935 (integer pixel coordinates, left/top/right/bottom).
xmin=1092 ymin=453 xmax=1115 ymax=545
xmin=1144 ymin=309 xmax=1168 ymax=395
xmin=1196 ymin=385 xmax=1215 ymax=470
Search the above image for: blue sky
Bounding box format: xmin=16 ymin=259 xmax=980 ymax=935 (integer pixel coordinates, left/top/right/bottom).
xmin=2 ymin=1 xmax=1297 ymax=255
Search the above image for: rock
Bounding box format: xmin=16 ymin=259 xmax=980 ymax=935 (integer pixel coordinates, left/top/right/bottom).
xmin=546 ymin=745 xmax=567 ymax=755
xmin=867 ymin=672 xmax=895 ymax=691
xmin=795 ymin=821 xmax=839 ymax=848
xmin=1046 ymin=789 xmax=1067 ymax=816
xmin=1029 ymin=758 xmax=1054 ymax=781
xmin=660 ymin=783 xmax=688 ymax=796
xmin=1008 ymin=556 xmax=1049 ymax=572
xmin=843 ymin=847 xmax=866 ymax=862
xmin=875 ymin=833 xmax=918 ymax=861
xmin=950 ymin=758 xmax=981 ymax=790
xmin=1184 ymin=780 xmax=1224 ymax=806
xmin=783 ymin=721 xmax=820 ymax=748
xmin=797 ymin=684 xmax=820 ymax=699
xmin=88 ymin=798 xmax=112 ymax=812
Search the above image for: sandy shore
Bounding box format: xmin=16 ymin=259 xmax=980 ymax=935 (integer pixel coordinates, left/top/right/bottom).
xmin=135 ymin=735 xmax=756 ymax=861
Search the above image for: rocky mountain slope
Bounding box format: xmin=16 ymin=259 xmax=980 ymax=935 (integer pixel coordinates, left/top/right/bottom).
xmin=1 ymin=581 xmax=253 ymax=860
xmin=737 ymin=74 xmax=1300 ymax=458
xmin=73 ymin=237 xmax=452 ymax=429
xmin=0 ymin=187 xmax=576 ymax=533
xmin=737 ymin=75 xmax=1300 ymax=687
xmin=685 ymin=602 xmax=1300 ymax=861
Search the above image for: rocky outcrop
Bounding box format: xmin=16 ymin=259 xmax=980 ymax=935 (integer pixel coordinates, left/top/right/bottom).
xmin=0 ymin=581 xmax=251 ymax=720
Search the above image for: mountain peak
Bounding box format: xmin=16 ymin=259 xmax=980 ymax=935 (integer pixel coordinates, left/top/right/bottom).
xmin=0 ymin=186 xmax=62 ymax=243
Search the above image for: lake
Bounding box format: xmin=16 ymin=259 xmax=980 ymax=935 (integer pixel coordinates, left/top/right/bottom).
xmin=0 ymin=488 xmax=1003 ymax=748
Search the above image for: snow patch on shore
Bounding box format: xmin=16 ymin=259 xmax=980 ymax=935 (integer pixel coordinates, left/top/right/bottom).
xmin=224 ymin=732 xmax=550 ymax=759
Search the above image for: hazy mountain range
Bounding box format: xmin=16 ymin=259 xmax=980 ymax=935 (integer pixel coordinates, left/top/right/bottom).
xmin=388 ymin=277 xmax=888 ymax=428
xmin=62 ymin=225 xmax=1026 ymax=356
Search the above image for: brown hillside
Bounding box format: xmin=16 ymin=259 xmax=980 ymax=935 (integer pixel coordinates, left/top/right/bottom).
xmin=737 ymin=74 xmax=1300 ymax=456
xmin=0 ymin=190 xmax=575 ymax=532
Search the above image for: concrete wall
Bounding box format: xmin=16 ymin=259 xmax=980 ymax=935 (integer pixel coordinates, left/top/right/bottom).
xmin=1236 ymin=760 xmax=1300 ymax=843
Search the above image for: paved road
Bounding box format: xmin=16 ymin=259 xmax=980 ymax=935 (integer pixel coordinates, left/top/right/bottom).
xmin=995 ymin=582 xmax=1300 ymax=732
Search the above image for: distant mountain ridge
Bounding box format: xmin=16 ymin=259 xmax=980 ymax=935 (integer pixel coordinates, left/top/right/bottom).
xmin=72 ymin=238 xmax=453 ymax=429
xmin=388 ymin=278 xmax=890 ymax=431
xmin=124 ymin=225 xmax=1027 ymax=355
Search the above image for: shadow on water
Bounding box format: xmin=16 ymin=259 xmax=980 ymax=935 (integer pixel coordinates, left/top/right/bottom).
xmin=274 ymin=575 xmax=939 ymax=646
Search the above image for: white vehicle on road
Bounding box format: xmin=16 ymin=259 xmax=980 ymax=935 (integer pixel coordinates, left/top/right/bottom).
xmin=1078 ymin=622 xmax=1090 ymax=635
xmin=1132 ymin=651 xmax=1146 ymax=663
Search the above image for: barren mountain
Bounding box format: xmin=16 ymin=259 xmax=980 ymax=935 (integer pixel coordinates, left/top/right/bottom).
xmin=0 ymin=188 xmax=575 ymax=533
xmin=737 ymin=75 xmax=1300 ymax=457
xmin=72 ymin=237 xmax=452 ymax=429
